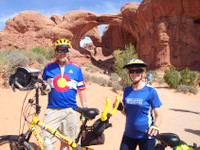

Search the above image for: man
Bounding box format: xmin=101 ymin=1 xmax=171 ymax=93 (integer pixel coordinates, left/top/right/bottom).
xmin=41 ymin=39 xmax=87 ymax=150
xmin=146 ymin=72 xmax=153 ymax=86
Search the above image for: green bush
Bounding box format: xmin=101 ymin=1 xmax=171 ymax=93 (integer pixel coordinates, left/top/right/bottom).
xmin=180 ymin=68 xmax=198 ymax=86
xmin=0 ymin=51 xmax=9 ymax=70
xmin=30 ymin=47 xmax=50 ymax=60
xmin=163 ymin=65 xmax=181 ymax=88
xmin=113 ymin=44 xmax=138 ymax=87
xmin=163 ymin=66 xmax=199 ymax=94
xmin=47 ymin=48 xmax=56 ymax=60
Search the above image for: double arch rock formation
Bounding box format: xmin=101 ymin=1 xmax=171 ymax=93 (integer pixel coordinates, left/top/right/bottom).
xmin=0 ymin=0 xmax=200 ymax=71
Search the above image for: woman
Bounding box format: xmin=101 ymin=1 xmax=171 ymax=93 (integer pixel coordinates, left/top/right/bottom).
xmin=114 ymin=59 xmax=162 ymax=150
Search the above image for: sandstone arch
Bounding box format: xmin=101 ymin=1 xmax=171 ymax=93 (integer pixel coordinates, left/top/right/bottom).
xmin=0 ymin=1 xmax=199 ymax=71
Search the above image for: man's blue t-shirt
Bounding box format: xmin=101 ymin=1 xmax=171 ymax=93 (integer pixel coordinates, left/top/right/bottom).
xmin=123 ymin=84 xmax=162 ymax=139
xmin=42 ymin=60 xmax=86 ymax=108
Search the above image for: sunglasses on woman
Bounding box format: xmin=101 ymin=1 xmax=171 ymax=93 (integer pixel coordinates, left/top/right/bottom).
xmin=129 ymin=69 xmax=144 ymax=74
xmin=56 ymin=49 xmax=70 ymax=53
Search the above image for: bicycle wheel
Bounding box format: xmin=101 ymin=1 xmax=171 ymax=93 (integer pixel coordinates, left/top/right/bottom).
xmin=0 ymin=135 xmax=35 ymax=150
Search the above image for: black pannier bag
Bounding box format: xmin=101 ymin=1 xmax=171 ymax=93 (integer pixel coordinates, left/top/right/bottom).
xmin=9 ymin=67 xmax=41 ymax=91
xmin=81 ymin=131 xmax=105 ymax=146
xmin=81 ymin=119 xmax=111 ymax=146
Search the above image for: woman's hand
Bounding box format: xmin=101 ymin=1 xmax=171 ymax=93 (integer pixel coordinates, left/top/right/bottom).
xmin=146 ymin=125 xmax=160 ymax=136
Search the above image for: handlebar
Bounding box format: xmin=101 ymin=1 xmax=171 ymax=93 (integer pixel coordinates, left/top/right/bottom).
xmin=13 ymin=78 xmax=46 ymax=91
xmin=73 ymin=96 xmax=120 ymax=122
xmin=101 ymin=96 xmax=120 ymax=121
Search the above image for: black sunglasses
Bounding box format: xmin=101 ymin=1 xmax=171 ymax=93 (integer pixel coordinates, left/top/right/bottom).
xmin=56 ymin=49 xmax=69 ymax=53
xmin=129 ymin=69 xmax=144 ymax=74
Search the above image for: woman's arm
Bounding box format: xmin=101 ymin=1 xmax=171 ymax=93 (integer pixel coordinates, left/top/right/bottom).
xmin=146 ymin=107 xmax=162 ymax=136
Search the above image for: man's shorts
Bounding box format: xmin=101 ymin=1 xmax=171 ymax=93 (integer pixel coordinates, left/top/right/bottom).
xmin=40 ymin=108 xmax=79 ymax=143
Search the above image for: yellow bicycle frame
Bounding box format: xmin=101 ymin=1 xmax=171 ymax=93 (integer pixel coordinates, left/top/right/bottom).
xmin=29 ymin=96 xmax=120 ymax=150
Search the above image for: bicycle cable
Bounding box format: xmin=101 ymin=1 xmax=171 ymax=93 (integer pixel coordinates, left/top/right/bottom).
xmin=19 ymin=90 xmax=31 ymax=134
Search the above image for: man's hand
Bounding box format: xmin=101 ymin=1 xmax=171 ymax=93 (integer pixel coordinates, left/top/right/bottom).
xmin=43 ymin=81 xmax=51 ymax=93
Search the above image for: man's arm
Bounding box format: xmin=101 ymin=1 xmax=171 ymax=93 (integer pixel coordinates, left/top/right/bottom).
xmin=78 ymin=89 xmax=87 ymax=108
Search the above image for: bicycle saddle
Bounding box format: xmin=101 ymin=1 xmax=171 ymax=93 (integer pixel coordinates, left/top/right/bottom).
xmin=82 ymin=108 xmax=99 ymax=120
xmin=73 ymin=107 xmax=99 ymax=120
xmin=156 ymin=133 xmax=181 ymax=147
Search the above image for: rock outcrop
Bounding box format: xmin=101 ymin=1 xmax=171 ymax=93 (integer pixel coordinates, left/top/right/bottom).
xmin=0 ymin=0 xmax=200 ymax=71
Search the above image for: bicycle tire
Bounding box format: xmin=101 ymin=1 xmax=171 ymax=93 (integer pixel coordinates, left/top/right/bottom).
xmin=0 ymin=135 xmax=35 ymax=150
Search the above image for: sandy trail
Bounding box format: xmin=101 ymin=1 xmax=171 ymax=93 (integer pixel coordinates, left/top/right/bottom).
xmin=0 ymin=82 xmax=200 ymax=150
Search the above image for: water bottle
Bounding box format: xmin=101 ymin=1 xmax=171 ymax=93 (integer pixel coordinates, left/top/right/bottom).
xmin=44 ymin=137 xmax=55 ymax=150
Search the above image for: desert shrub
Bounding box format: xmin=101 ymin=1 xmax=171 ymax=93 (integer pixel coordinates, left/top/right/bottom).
xmin=107 ymin=81 xmax=112 ymax=87
xmin=109 ymin=73 xmax=119 ymax=82
xmin=113 ymin=44 xmax=138 ymax=87
xmin=95 ymin=77 xmax=108 ymax=86
xmin=163 ymin=65 xmax=181 ymax=88
xmin=111 ymin=82 xmax=123 ymax=92
xmin=30 ymin=47 xmax=50 ymax=60
xmin=36 ymin=54 xmax=46 ymax=64
xmin=8 ymin=51 xmax=29 ymax=68
xmin=179 ymin=68 xmax=198 ymax=86
xmin=5 ymin=51 xmax=29 ymax=78
xmin=83 ymin=73 xmax=123 ymax=91
xmin=157 ymin=77 xmax=165 ymax=85
xmin=0 ymin=51 xmax=9 ymax=68
xmin=177 ymin=85 xmax=198 ymax=95
xmin=85 ymin=66 xmax=101 ymax=73
xmin=89 ymin=76 xmax=97 ymax=83
xmin=24 ymin=51 xmax=37 ymax=64
xmin=83 ymin=73 xmax=92 ymax=82
xmin=48 ymin=47 xmax=56 ymax=60
xmin=163 ymin=66 xmax=199 ymax=94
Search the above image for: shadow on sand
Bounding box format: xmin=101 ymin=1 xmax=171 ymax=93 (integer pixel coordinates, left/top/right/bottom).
xmin=154 ymin=86 xmax=169 ymax=89
xmin=185 ymin=129 xmax=200 ymax=137
xmin=169 ymin=108 xmax=200 ymax=115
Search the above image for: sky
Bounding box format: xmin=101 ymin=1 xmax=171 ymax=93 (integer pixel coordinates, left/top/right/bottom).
xmin=0 ymin=0 xmax=142 ymax=46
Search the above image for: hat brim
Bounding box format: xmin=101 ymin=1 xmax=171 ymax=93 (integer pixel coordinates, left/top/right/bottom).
xmin=56 ymin=45 xmax=70 ymax=48
xmin=123 ymin=63 xmax=147 ymax=69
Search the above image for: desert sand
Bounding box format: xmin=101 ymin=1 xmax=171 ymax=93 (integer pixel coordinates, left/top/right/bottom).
xmin=0 ymin=79 xmax=200 ymax=150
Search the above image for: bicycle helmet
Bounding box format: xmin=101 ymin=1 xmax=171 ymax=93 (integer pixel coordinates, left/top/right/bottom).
xmin=123 ymin=59 xmax=147 ymax=69
xmin=54 ymin=39 xmax=72 ymax=51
